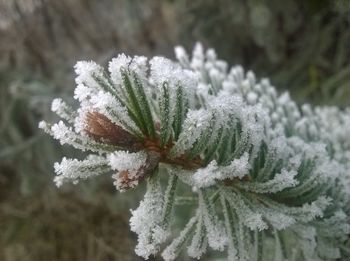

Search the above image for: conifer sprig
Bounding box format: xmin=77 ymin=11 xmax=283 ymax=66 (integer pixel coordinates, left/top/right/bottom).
xmin=40 ymin=44 xmax=350 ymax=260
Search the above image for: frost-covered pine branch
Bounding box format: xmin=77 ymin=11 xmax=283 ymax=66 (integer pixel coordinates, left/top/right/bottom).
xmin=40 ymin=43 xmax=350 ymax=260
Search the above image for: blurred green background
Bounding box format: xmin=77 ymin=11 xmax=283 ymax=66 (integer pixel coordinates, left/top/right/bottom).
xmin=0 ymin=0 xmax=350 ymax=260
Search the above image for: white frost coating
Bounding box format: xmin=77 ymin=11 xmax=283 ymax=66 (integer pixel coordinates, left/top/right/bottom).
xmin=220 ymin=195 xmax=239 ymax=261
xmin=41 ymin=44 xmax=350 ymax=260
xmin=108 ymin=53 xmax=132 ymax=85
xmin=90 ymin=90 xmax=139 ymax=132
xmin=246 ymin=71 xmax=256 ymax=86
xmin=111 ymin=173 xmax=140 ymax=192
xmin=220 ymin=153 xmax=251 ymax=179
xmin=109 ymin=151 xmax=147 ymax=171
xmin=210 ymin=94 xmax=264 ymax=158
xmin=317 ymin=240 xmax=341 ymax=260
xmin=51 ymin=121 xmax=74 ymax=143
xmin=73 ymin=106 xmax=90 ymax=134
xmin=287 ymin=154 xmax=302 ymax=170
xmin=109 ymin=54 xmax=148 ymax=86
xmin=240 ymin=210 xmax=267 ymax=231
xmin=130 ymin=56 xmax=148 ymax=79
xmin=150 ymin=56 xmax=179 ymax=86
xmin=38 ymin=120 xmax=51 ymax=133
xmin=109 ymin=151 xmax=147 ymax=192
xmin=73 ymin=83 xmax=95 ymax=102
xmin=198 ymin=191 xmax=228 ymax=251
xmin=162 ymin=214 xmax=198 ymax=261
xmin=291 ymin=225 xmax=318 ymax=260
xmin=130 ymin=177 xmax=166 ymax=259
xmin=192 ymin=161 xmax=219 ymax=188
xmin=215 ymin=60 xmax=228 ymax=73
xmin=247 ymin=91 xmax=258 ymax=105
xmin=209 ymin=95 xmax=243 ymax=125
xmin=54 ymin=155 xmax=109 ymax=187
xmin=50 ymin=120 xmax=114 ymax=153
xmin=257 ymin=206 xmax=296 ymax=230
xmin=193 ymin=153 xmax=251 ymax=188
xmin=196 ymin=83 xmax=213 ymax=104
xmin=171 ymin=109 xmax=212 ymax=156
xmin=174 ymin=45 xmax=190 ymax=67
xmin=314 ymin=159 xmax=344 ymax=181
xmin=187 ymin=211 xmax=208 ymax=259
xmin=150 ymin=56 xmax=197 ymax=95
xmin=238 ymin=169 xmax=298 ymax=193
xmin=74 ymin=61 xmax=104 ymax=89
xmin=51 ymin=98 xmax=64 ymax=113
xmin=173 ymin=168 xmax=196 ymax=187
xmin=191 ymin=42 xmax=205 ymax=70
xmin=150 ymin=56 xmax=198 ymax=116
xmin=266 ymin=196 xmax=332 ymax=223
xmin=51 ymin=98 xmax=76 ymax=123
xmin=223 ymin=189 xmax=268 ymax=231
xmin=317 ymin=210 xmax=350 ymax=238
xmin=206 ymin=48 xmax=217 ymax=61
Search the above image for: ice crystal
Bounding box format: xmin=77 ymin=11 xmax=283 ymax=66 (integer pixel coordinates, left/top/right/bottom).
xmin=130 ymin=176 xmax=166 ymax=259
xmin=54 ymin=155 xmax=109 ymax=187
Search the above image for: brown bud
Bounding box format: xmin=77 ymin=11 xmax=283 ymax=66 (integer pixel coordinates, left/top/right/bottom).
xmin=113 ymin=151 xmax=161 ymax=191
xmin=113 ymin=170 xmax=140 ymax=191
xmin=84 ymin=111 xmax=140 ymax=149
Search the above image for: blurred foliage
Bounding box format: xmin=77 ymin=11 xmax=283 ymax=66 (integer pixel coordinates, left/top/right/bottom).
xmin=176 ymin=0 xmax=350 ymax=105
xmin=0 ymin=0 xmax=349 ymax=260
xmin=0 ymin=191 xmax=137 ymax=261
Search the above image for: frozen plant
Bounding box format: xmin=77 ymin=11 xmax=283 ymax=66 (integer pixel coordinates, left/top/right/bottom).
xmin=40 ymin=43 xmax=350 ymax=260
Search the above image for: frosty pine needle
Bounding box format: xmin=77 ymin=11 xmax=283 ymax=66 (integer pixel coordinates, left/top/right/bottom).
xmin=40 ymin=43 xmax=350 ymax=260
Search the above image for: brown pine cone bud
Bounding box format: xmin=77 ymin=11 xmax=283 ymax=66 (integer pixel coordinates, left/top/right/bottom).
xmin=84 ymin=111 xmax=141 ymax=150
xmin=112 ymin=151 xmax=161 ymax=192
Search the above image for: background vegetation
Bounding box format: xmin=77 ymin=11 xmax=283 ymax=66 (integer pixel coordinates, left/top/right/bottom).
xmin=0 ymin=0 xmax=349 ymax=260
